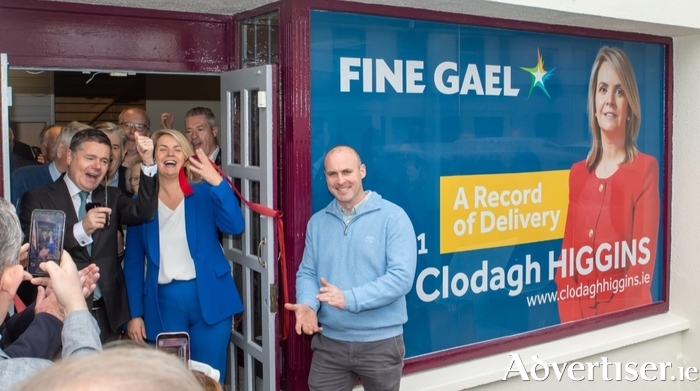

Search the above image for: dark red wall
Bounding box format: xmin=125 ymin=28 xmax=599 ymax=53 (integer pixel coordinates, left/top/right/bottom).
xmin=277 ymin=0 xmax=312 ymax=388
xmin=0 ymin=0 xmax=234 ymax=72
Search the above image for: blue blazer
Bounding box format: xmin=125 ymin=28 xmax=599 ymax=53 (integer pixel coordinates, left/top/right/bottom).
xmin=123 ymin=180 xmax=245 ymax=340
xmin=11 ymin=163 xmax=52 ymax=209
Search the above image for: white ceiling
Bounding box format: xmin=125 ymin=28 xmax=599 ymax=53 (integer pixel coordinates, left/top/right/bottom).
xmin=44 ymin=0 xmax=699 ymax=37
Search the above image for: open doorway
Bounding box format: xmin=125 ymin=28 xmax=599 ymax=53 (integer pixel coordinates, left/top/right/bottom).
xmin=2 ymin=1 xmax=283 ymax=387
xmin=6 ymin=65 xmax=280 ymax=391
xmin=8 ymin=69 xmax=221 ymax=157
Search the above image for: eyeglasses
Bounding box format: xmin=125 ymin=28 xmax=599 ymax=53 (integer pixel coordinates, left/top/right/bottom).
xmin=129 ymin=177 xmax=140 ymax=184
xmin=119 ymin=122 xmax=149 ymax=132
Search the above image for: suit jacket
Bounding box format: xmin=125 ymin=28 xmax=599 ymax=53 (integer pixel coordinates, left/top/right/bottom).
xmin=555 ymin=153 xmax=660 ymax=322
xmin=0 ymin=310 xmax=101 ymax=391
xmin=12 ymin=141 xmax=38 ymax=168
xmin=214 ymin=150 xmax=221 ymax=168
xmin=115 ymin=165 xmax=134 ymax=198
xmin=123 ymin=180 xmax=244 ymax=341
xmin=1 ymin=303 xmax=62 ymax=360
xmin=19 ymin=170 xmax=158 ymax=332
xmin=10 ymin=163 xmax=53 ymax=208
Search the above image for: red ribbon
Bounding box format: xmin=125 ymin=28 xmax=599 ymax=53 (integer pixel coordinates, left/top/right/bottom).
xmin=184 ymin=157 xmax=289 ymax=341
xmin=179 ymin=164 xmax=194 ymax=197
xmin=13 ymin=295 xmax=26 ymax=313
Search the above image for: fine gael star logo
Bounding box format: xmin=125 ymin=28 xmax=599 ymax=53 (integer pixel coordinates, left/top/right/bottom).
xmin=521 ymin=49 xmax=555 ymax=98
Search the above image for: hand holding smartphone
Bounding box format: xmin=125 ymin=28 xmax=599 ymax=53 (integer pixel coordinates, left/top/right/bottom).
xmin=27 ymin=209 xmax=66 ymax=277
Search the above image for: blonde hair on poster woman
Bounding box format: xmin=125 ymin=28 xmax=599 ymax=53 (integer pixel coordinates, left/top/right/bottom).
xmin=585 ymin=46 xmax=642 ymax=171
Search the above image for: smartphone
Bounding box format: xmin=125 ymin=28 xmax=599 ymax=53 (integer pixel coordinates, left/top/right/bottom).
xmin=27 ymin=209 xmax=66 ymax=277
xmin=86 ymin=202 xmax=102 ymax=211
xmin=156 ymin=332 xmax=190 ymax=364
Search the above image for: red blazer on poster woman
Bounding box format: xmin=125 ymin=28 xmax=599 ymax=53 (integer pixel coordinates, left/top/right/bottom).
xmin=555 ymin=152 xmax=660 ymax=322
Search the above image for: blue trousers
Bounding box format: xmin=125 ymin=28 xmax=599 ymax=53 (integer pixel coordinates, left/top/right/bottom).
xmin=158 ymin=279 xmax=231 ymax=378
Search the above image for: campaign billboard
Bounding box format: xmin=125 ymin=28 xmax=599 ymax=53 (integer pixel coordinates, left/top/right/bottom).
xmin=310 ymin=10 xmax=666 ymax=358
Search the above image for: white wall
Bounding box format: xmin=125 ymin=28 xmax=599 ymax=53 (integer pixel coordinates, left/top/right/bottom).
xmin=488 ymin=0 xmax=700 ymax=31
xmin=144 ymin=73 xmax=221 ymax=141
xmin=670 ymin=32 xmax=700 ymax=391
xmin=351 ymin=0 xmax=700 ymax=390
xmin=8 ymin=69 xmax=53 ymax=145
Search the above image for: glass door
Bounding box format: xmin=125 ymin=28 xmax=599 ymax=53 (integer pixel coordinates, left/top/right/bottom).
xmin=221 ymin=65 xmax=278 ymax=391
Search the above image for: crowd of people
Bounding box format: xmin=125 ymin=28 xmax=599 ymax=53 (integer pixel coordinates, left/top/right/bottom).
xmin=1 ymin=107 xmax=246 ymax=390
xmin=2 ymin=103 xmax=420 ymax=391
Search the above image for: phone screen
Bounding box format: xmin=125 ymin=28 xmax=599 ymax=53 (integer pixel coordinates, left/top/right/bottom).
xmin=156 ymin=332 xmax=190 ymax=363
xmin=27 ymin=209 xmax=66 ymax=277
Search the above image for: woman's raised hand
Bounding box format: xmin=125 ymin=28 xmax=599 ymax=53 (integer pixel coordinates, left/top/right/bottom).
xmin=189 ymin=148 xmax=223 ymax=186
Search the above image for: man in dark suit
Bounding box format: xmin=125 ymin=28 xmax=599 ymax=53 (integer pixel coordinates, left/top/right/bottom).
xmin=8 ymin=128 xmax=38 ymax=170
xmin=184 ymin=107 xmax=222 ymax=167
xmin=96 ymin=122 xmax=133 ymax=197
xmin=19 ymin=128 xmax=158 ymax=343
xmin=12 ymin=122 xmax=91 ymax=307
xmin=11 ymin=122 xmax=89 ymax=209
xmin=184 ymin=107 xmax=226 ymax=244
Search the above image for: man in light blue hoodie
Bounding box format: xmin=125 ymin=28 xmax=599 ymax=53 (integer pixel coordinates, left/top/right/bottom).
xmin=286 ymin=145 xmax=417 ymax=391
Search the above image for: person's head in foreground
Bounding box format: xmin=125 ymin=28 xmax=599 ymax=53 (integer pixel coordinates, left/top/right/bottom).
xmin=0 ymin=197 xmax=23 ymax=313
xmin=192 ymin=370 xmax=224 ymax=391
xmin=14 ymin=346 xmax=205 ymax=391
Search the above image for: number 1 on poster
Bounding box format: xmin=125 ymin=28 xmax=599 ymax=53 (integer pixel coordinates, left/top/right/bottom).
xmin=417 ymin=233 xmax=428 ymax=255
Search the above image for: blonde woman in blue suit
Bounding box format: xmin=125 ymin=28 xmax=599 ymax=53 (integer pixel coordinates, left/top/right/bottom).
xmin=124 ymin=129 xmax=244 ymax=377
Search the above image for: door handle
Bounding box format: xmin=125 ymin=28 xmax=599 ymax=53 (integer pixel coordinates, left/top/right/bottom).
xmin=257 ymin=237 xmax=267 ymax=268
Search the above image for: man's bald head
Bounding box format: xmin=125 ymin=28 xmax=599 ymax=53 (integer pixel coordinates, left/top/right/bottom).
xmin=323 ymin=145 xmax=367 ymax=212
xmin=324 ymin=145 xmax=362 ymax=170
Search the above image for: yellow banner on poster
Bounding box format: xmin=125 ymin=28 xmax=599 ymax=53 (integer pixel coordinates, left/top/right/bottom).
xmin=440 ymin=170 xmax=570 ymax=254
